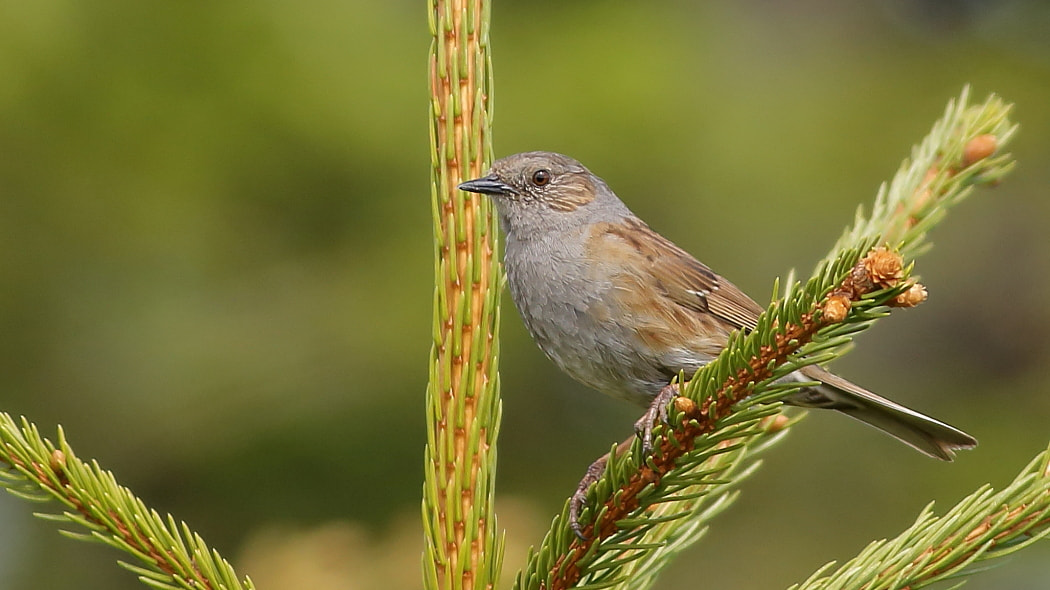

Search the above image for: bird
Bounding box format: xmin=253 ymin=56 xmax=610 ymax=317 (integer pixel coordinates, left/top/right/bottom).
xmin=458 ymin=151 xmax=976 ymax=531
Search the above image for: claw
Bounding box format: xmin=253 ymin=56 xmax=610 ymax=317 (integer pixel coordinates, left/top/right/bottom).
xmin=569 ymin=455 xmax=608 ymax=541
xmin=569 ymin=385 xmax=680 ymax=541
xmin=634 ymin=406 xmax=657 ymax=457
xmin=634 ymin=383 xmax=680 ymax=456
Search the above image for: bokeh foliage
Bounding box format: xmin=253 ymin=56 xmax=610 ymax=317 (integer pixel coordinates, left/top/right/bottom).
xmin=1 ymin=1 xmax=1049 ymax=589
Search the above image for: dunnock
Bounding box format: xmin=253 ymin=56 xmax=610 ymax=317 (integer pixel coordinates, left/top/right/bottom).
xmin=459 ymin=151 xmax=976 ymax=530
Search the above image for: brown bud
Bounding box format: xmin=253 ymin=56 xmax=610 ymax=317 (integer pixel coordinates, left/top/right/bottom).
xmin=822 ymin=294 xmax=851 ymax=323
xmin=962 ymin=134 xmax=998 ymax=167
xmin=762 ymin=414 xmax=791 ymax=433
xmin=862 ymin=247 xmax=904 ymax=289
xmin=849 ymin=262 xmax=875 ymax=295
xmin=674 ymin=396 xmax=697 ymax=417
xmin=50 ymin=450 xmax=66 ymax=472
xmin=890 ymin=282 xmax=928 ymax=308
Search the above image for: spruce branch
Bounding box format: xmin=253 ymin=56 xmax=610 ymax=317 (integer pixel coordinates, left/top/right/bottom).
xmin=0 ymin=413 xmax=253 ymax=590
xmin=513 ymin=88 xmax=1016 ymax=590
xmin=790 ymin=443 xmax=1050 ymax=590
xmin=424 ymin=0 xmax=502 ymax=590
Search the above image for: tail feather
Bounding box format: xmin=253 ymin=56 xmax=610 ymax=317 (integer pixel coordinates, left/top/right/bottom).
xmin=787 ymin=365 xmax=977 ymax=461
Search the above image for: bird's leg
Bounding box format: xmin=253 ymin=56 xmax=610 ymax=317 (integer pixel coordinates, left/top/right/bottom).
xmin=569 ymin=454 xmax=606 ymax=540
xmin=570 ymin=384 xmax=681 ymax=539
xmin=634 ymin=382 xmax=680 ymax=456
xmin=570 ymin=437 xmax=635 ymax=540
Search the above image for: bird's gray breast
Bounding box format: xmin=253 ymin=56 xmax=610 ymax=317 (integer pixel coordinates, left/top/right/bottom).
xmin=502 ymin=230 xmax=670 ymax=406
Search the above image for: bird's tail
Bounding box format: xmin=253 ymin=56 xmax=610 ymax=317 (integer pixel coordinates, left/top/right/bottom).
xmin=786 ymin=365 xmax=977 ymax=461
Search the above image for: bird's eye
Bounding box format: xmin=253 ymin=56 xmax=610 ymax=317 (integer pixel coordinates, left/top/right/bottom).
xmin=531 ymin=169 xmax=551 ymax=186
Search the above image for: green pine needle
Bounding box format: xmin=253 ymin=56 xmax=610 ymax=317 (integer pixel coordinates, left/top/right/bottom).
xmin=789 ymin=445 xmax=1050 ymax=589
xmin=0 ymin=413 xmax=254 ymax=590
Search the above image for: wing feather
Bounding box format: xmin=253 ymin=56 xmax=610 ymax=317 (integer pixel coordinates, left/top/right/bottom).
xmin=601 ymin=217 xmax=764 ymax=331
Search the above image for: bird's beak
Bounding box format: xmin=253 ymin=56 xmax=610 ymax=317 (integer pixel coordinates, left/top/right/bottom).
xmin=458 ymin=174 xmax=515 ymax=196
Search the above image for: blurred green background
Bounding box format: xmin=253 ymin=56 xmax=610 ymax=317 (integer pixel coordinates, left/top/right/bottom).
xmin=1 ymin=0 xmax=1049 ymax=588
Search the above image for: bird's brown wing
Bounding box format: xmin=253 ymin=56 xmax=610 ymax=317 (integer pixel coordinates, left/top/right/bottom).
xmin=603 ymin=217 xmax=765 ymax=332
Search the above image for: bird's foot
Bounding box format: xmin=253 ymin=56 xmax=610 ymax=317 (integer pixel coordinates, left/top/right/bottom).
xmin=569 ymin=384 xmax=681 ymax=539
xmin=634 ymin=382 xmax=680 ymax=457
xmin=569 ymin=454 xmax=609 ymax=541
